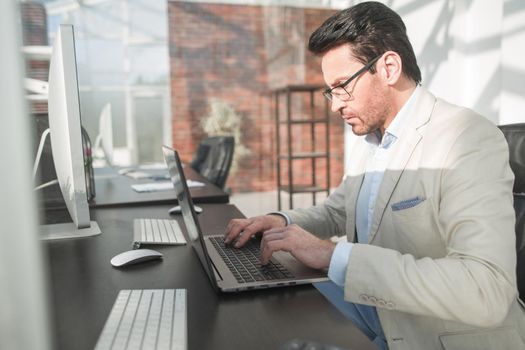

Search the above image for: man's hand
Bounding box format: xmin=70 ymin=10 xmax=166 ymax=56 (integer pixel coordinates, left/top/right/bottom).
xmin=223 ymin=214 xmax=286 ymax=248
xmin=260 ymin=224 xmax=335 ymax=270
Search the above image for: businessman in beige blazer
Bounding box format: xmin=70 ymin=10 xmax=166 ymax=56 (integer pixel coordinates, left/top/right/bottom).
xmin=224 ymin=2 xmax=525 ymax=349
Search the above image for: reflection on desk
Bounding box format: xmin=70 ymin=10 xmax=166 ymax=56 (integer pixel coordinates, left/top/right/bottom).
xmin=45 ymin=203 xmax=375 ymax=350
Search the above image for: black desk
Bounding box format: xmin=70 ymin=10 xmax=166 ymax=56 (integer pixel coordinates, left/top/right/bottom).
xmin=90 ymin=166 xmax=229 ymax=208
xmin=45 ymin=203 xmax=375 ymax=350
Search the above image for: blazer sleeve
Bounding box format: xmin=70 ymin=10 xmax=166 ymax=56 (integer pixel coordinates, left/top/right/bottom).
xmin=343 ymin=117 xmax=518 ymax=328
xmin=280 ymin=177 xmax=348 ymax=240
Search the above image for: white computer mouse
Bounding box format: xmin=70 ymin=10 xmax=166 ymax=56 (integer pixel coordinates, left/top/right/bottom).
xmin=168 ymin=205 xmax=203 ymax=215
xmin=110 ymin=249 xmax=163 ymax=267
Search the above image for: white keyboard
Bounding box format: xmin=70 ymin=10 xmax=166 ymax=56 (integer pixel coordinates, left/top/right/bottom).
xmin=133 ymin=218 xmax=187 ymax=248
xmin=95 ymin=289 xmax=187 ymax=350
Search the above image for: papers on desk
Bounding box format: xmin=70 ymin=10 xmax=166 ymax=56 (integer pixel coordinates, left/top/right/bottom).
xmin=131 ymin=180 xmax=205 ymax=193
xmin=138 ymin=163 xmax=168 ymax=170
xmin=186 ymin=180 xmax=205 ymax=187
xmin=119 ymin=169 xmax=171 ymax=180
xmin=125 ymin=171 xmax=153 ymax=179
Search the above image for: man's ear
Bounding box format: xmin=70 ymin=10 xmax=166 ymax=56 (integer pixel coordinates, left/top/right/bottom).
xmin=379 ymin=51 xmax=403 ymax=86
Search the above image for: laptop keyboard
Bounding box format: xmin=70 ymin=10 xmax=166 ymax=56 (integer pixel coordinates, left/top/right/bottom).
xmin=209 ymin=236 xmax=295 ymax=283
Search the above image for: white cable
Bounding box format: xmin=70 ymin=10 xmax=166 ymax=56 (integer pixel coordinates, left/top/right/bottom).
xmin=34 ymin=179 xmax=58 ymax=191
xmin=32 ymin=128 xmax=51 ymax=179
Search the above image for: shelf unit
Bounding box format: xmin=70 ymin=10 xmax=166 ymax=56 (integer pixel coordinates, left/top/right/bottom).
xmin=273 ymin=84 xmax=330 ymax=210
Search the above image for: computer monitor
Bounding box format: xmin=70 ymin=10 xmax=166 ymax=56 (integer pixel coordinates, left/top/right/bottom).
xmin=41 ymin=24 xmax=100 ymax=240
xmin=93 ymin=102 xmax=114 ymax=166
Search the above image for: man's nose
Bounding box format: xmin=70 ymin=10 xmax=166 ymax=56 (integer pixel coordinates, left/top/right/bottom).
xmin=330 ymin=96 xmax=345 ymax=113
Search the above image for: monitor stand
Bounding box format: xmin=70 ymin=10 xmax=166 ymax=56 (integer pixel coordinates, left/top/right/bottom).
xmin=40 ymin=220 xmax=101 ymax=241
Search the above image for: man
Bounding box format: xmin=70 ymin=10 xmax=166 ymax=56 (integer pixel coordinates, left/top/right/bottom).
xmin=224 ymin=2 xmax=525 ymax=349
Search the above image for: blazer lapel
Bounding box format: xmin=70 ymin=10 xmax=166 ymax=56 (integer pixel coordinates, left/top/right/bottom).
xmin=368 ymin=129 xmax=422 ymax=242
xmin=368 ymin=87 xmax=436 ymax=243
xmin=344 ymin=138 xmax=369 ymax=242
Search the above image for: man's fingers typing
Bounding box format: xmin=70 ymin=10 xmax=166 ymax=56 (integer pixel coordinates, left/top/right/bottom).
xmin=233 ymin=222 xmax=262 ymax=247
xmin=260 ymin=230 xmax=289 ymax=264
xmin=223 ymin=219 xmax=249 ymax=243
xmin=260 ymin=239 xmax=289 ymax=265
xmin=224 ymin=215 xmax=288 ymax=247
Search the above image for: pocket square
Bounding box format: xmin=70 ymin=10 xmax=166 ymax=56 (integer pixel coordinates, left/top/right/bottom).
xmin=391 ymin=196 xmax=425 ymax=211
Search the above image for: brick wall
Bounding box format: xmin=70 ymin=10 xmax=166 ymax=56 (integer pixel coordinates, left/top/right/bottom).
xmin=168 ymin=2 xmax=343 ymax=193
xmin=21 ymin=2 xmax=49 ymax=115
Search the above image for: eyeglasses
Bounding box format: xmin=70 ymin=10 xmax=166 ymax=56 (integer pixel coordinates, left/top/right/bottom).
xmin=323 ymin=54 xmax=382 ymax=102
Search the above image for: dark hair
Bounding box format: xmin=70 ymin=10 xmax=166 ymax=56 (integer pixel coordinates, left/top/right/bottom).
xmin=308 ymin=1 xmax=421 ymax=84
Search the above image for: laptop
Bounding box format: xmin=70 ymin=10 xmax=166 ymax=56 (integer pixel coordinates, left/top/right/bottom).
xmin=162 ymin=145 xmax=328 ymax=292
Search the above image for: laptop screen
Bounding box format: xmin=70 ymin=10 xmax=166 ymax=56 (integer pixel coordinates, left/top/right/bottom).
xmin=162 ymin=145 xmax=219 ymax=290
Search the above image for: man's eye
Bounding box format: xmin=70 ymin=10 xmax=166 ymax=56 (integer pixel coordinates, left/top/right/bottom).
xmin=332 ymin=87 xmax=346 ymax=95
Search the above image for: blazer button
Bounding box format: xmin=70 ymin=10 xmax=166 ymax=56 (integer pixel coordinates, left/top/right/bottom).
xmin=369 ymin=296 xmax=378 ymax=304
xmin=386 ymin=302 xmax=395 ymax=309
xmin=360 ymin=294 xmax=369 ymax=302
xmin=377 ymin=299 xmax=386 ymax=307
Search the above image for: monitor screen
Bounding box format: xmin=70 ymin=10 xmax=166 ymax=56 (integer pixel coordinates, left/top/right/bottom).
xmin=94 ymin=102 xmax=114 ymax=166
xmin=43 ymin=24 xmax=100 ymax=239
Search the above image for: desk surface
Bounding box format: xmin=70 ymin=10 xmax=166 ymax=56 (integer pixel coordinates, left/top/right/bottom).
xmin=90 ymin=166 xmax=229 ymax=208
xmin=45 ymin=203 xmax=375 ymax=350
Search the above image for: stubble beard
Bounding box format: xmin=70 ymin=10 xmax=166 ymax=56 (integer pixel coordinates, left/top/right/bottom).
xmin=351 ymin=87 xmax=392 ymax=137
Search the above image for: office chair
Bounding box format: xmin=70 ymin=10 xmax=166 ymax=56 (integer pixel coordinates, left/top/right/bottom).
xmin=190 ymin=136 xmax=235 ymax=189
xmin=498 ymin=123 xmax=525 ymax=301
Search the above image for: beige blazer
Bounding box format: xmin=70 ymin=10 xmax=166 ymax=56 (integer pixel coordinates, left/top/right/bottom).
xmin=285 ymin=87 xmax=525 ymax=350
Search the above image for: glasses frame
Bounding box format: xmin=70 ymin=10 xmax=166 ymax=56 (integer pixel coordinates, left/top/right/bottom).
xmin=323 ymin=54 xmax=383 ymax=102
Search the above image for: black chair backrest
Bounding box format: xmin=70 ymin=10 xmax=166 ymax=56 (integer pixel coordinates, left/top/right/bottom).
xmin=190 ymin=136 xmax=234 ymax=189
xmin=498 ymin=123 xmax=525 ymax=301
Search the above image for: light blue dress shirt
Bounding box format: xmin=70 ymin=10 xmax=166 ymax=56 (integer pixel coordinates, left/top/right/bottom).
xmin=328 ymin=86 xmax=421 ymax=287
